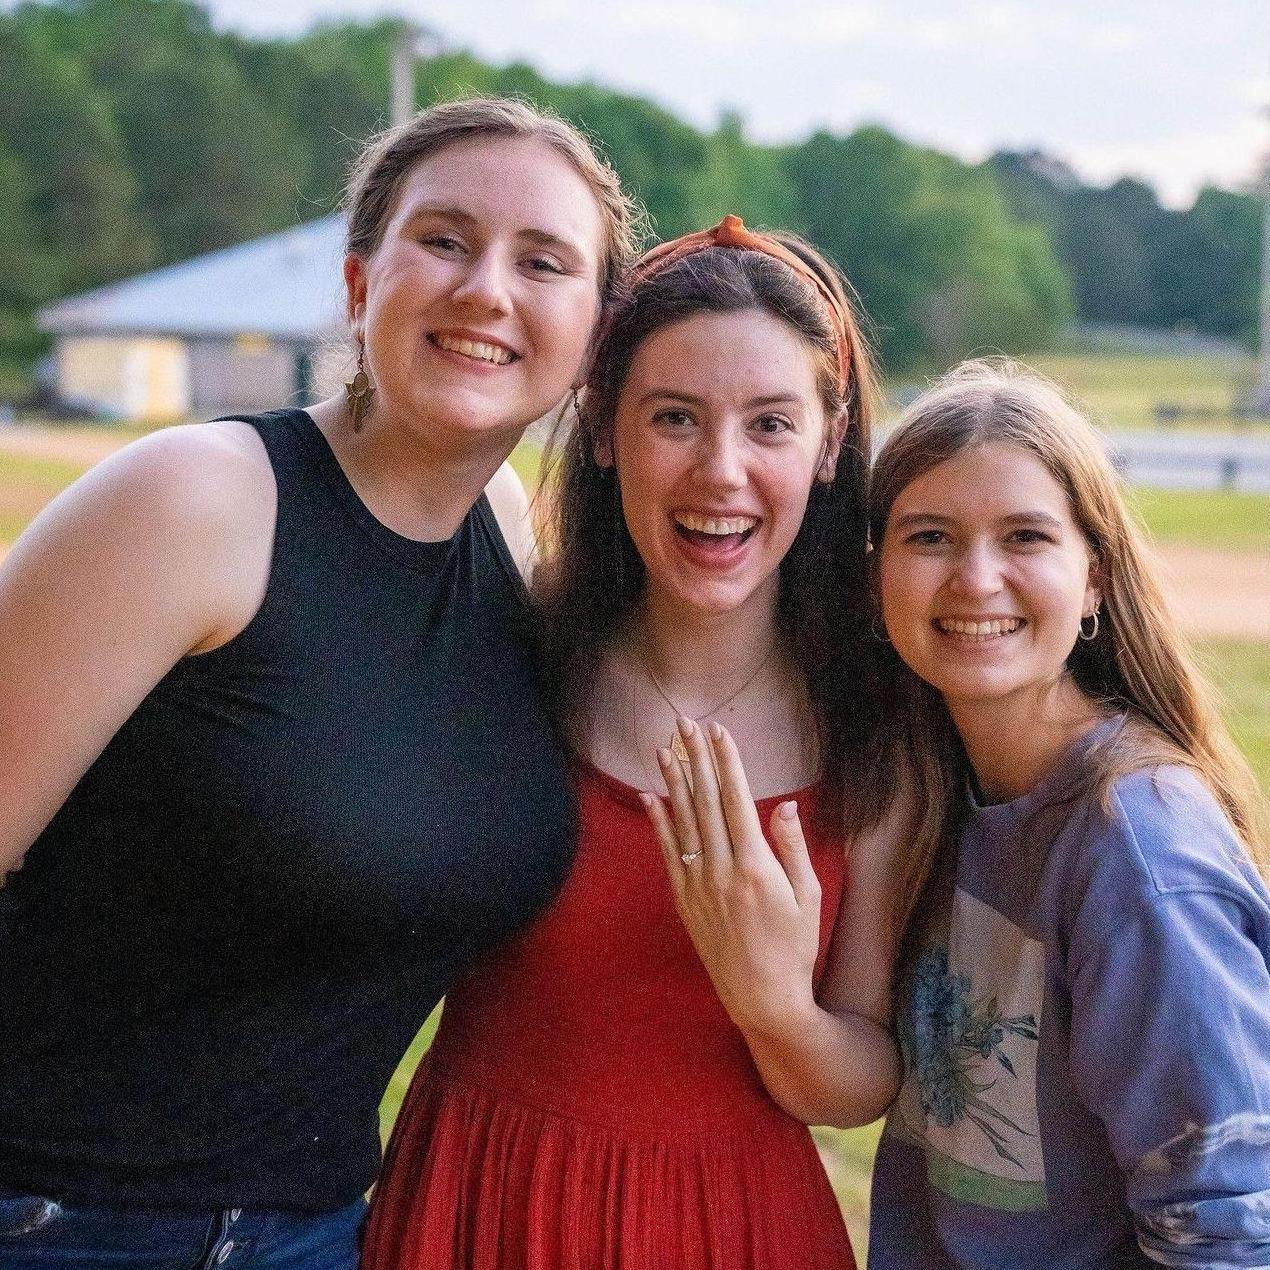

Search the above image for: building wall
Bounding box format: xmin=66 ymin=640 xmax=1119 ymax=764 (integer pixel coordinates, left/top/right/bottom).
xmin=54 ymin=331 xmax=351 ymax=420
xmin=56 ymin=336 xmax=190 ymax=421
xmin=186 ymin=335 xmax=300 ymax=416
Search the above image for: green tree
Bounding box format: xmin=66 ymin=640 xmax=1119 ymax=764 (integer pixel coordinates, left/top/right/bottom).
xmin=692 ymin=111 xmax=803 ymax=233
xmin=0 ymin=12 xmax=152 ymax=294
xmin=19 ymin=0 xmax=311 ymax=264
xmin=0 ymin=137 xmax=58 ymax=383
xmin=231 ymin=18 xmax=400 ymax=215
xmin=988 ymin=150 xmax=1260 ymax=343
xmin=0 ymin=3 xmax=1083 ymax=385
xmin=1154 ymin=186 xmax=1261 ymax=342
xmin=786 ymin=128 xmax=1070 ymax=371
xmin=418 ymin=54 xmax=711 ymax=240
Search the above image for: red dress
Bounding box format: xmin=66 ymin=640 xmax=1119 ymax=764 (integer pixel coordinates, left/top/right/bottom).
xmin=362 ymin=760 xmax=855 ymax=1270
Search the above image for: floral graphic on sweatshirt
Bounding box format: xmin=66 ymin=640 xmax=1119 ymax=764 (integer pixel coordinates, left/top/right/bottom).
xmin=902 ymin=945 xmax=1041 ymax=1171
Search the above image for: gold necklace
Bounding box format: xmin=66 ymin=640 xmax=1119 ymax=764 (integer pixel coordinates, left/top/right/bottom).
xmin=637 ymin=637 xmax=777 ymax=762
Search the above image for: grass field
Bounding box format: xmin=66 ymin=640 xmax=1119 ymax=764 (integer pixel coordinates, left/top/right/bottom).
xmin=1029 ymin=353 xmax=1265 ymax=433
xmin=0 ymin=451 xmax=90 ymax=544
xmin=1128 ymin=487 xmax=1270 ymax=554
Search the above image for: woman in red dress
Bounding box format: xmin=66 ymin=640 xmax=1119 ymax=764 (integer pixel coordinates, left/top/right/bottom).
xmin=362 ymin=217 xmax=902 ymax=1269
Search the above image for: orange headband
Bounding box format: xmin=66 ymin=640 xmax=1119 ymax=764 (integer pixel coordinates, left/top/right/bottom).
xmin=630 ymin=214 xmax=852 ymax=395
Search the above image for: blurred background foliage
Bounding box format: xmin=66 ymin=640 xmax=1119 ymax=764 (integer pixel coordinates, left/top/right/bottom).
xmin=0 ymin=0 xmax=1262 ymax=394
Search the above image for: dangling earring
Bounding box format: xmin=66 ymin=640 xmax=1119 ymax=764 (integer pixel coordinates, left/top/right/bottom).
xmin=1078 ymin=607 xmax=1101 ymax=641
xmin=345 ymin=341 xmax=375 ymax=433
xmin=570 ymin=386 xmax=583 ymax=424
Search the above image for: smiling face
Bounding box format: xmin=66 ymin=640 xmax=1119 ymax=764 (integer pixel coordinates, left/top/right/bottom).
xmin=345 ymin=134 xmax=604 ymax=449
xmin=609 ymin=307 xmax=837 ymax=624
xmin=877 ymin=441 xmax=1101 ymax=725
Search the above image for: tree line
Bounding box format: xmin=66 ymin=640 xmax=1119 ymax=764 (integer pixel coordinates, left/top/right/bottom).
xmin=0 ymin=0 xmax=1261 ymax=397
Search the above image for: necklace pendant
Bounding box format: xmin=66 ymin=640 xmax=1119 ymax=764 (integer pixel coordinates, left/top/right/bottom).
xmin=671 ymin=730 xmax=690 ymax=764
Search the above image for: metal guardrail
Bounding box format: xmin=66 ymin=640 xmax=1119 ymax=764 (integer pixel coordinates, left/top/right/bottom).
xmin=1105 ymin=430 xmax=1270 ymax=494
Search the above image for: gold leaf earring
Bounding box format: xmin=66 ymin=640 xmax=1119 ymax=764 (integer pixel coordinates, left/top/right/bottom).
xmin=345 ymin=341 xmax=375 ymax=433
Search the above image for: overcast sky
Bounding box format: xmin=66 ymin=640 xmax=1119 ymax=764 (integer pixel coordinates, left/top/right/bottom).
xmin=195 ymin=1 xmax=1270 ymax=205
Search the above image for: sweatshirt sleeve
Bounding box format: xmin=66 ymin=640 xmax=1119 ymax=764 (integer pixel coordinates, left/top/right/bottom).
xmin=1066 ymin=787 xmax=1270 ymax=1268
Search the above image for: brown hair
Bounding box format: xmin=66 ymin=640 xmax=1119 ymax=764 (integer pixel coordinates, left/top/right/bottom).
xmin=344 ymin=96 xmax=645 ymax=303
xmin=869 ymin=357 xmax=1269 ymax=930
xmin=533 ymin=231 xmax=884 ymax=831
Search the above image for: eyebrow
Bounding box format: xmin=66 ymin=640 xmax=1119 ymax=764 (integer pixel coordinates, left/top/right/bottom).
xmin=636 ymin=390 xmax=804 ymax=409
xmin=402 ymin=202 xmax=586 ymax=259
xmin=891 ymin=510 xmax=1066 ymax=531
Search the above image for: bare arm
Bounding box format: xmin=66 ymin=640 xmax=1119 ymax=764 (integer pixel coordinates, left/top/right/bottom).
xmin=643 ymin=721 xmax=909 ymax=1129
xmin=738 ymin=794 xmax=912 ymax=1128
xmin=0 ymin=423 xmax=275 ymax=878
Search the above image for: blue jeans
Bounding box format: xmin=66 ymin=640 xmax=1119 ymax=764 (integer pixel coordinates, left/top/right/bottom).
xmin=0 ymin=1189 xmax=366 ymax=1267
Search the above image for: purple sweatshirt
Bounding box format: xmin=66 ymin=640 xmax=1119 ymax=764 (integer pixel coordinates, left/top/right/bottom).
xmin=869 ymin=721 xmax=1270 ymax=1269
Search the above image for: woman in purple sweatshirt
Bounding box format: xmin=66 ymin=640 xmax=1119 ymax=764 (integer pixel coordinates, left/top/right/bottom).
xmin=866 ymin=357 xmax=1270 ymax=1268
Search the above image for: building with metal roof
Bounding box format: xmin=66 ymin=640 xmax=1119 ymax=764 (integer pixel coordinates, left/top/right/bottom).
xmin=37 ymin=216 xmax=351 ymax=421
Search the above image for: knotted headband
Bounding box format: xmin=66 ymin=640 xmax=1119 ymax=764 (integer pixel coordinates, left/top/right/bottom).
xmin=630 ymin=214 xmax=852 ymax=395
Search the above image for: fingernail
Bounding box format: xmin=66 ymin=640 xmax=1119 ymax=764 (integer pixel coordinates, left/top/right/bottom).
xmin=709 ymin=720 xmax=723 ymax=741
xmin=638 ymin=791 xmax=654 ymax=809
xmin=657 ymin=748 xmax=672 ymax=769
xmin=678 ymin=717 xmax=693 ymax=739
xmin=779 ymin=800 xmax=798 ymax=820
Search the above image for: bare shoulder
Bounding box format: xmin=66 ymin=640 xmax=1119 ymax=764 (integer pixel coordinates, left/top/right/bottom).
xmin=97 ymin=420 xmax=274 ymax=526
xmin=0 ymin=422 xmax=279 ymax=866
xmin=484 ymin=460 xmax=534 ymax=580
xmin=4 ymin=420 xmax=278 ymax=651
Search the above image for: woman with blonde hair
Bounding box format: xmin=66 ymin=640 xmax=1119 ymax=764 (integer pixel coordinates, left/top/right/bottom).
xmin=0 ymin=97 xmax=639 ymax=1267
xmin=866 ymin=358 xmax=1270 ymax=1268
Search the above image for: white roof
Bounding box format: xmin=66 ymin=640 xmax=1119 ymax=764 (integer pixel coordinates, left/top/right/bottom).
xmin=39 ymin=216 xmax=349 ymax=341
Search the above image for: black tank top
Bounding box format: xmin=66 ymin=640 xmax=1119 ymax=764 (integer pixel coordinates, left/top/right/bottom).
xmin=0 ymin=409 xmax=575 ymax=1211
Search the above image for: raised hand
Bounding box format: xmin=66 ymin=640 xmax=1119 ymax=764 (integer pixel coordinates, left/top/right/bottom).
xmin=641 ymin=717 xmax=822 ymax=1039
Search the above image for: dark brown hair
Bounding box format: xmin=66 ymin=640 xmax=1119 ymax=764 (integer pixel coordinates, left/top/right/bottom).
xmin=344 ymin=96 xmax=645 ymax=303
xmin=533 ymin=233 xmax=884 ymax=831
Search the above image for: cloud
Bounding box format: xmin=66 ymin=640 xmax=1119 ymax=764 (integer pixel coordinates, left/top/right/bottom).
xmin=188 ymin=0 xmax=1267 ymax=205
xmin=600 ymin=0 xmax=880 ymax=48
xmin=605 ymin=0 xmax=746 ymax=44
xmin=1061 ymin=115 xmax=1267 ymax=205
xmin=1235 ymin=71 xmax=1270 ymax=110
xmin=1081 ymin=22 xmax=1145 ymax=53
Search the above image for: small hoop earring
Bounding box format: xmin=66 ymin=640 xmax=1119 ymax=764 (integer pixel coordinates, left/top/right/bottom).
xmin=1078 ymin=608 xmax=1100 ymax=641
xmin=870 ymin=614 xmax=890 ymax=643
xmin=345 ymin=341 xmax=375 ymax=433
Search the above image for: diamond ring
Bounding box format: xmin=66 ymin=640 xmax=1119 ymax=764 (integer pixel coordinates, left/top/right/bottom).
xmin=681 ymin=850 xmax=704 ymax=864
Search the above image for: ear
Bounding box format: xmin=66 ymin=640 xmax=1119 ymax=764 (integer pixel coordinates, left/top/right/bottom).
xmin=817 ymin=407 xmax=848 ymax=484
xmin=343 ymin=253 xmax=368 ymax=340
xmin=1082 ymin=553 xmax=1103 ymax=619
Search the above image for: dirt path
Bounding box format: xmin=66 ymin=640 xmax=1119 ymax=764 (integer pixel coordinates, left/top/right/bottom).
xmin=0 ymin=427 xmax=1264 ymax=642
xmin=1151 ymin=546 xmax=1270 ymax=643
xmin=0 ymin=423 xmax=143 ymax=466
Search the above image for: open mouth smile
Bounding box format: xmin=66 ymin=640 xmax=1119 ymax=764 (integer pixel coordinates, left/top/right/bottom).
xmin=427 ymin=333 xmax=517 ymax=366
xmin=672 ymin=511 xmax=760 ymax=551
xmin=933 ymin=617 xmax=1026 ymax=639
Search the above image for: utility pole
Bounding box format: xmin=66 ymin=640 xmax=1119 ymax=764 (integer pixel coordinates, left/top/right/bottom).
xmin=390 ymin=22 xmax=446 ymax=127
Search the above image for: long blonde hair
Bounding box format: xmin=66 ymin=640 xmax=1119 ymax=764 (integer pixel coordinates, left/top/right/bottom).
xmin=870 ymin=358 xmax=1268 ymax=931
